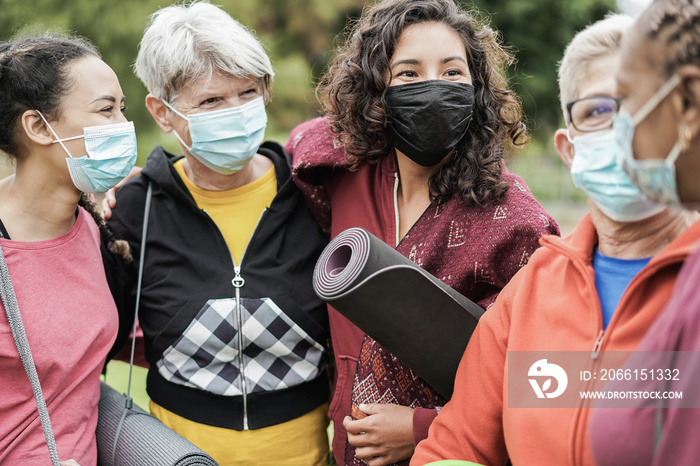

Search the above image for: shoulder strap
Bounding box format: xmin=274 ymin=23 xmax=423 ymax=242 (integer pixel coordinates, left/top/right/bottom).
xmin=0 ymin=216 xmax=10 ymax=239
xmin=112 ymin=180 xmax=152 ymax=465
xmin=126 ymin=181 xmax=153 ymax=400
xmin=0 ymin=243 xmax=61 ymax=466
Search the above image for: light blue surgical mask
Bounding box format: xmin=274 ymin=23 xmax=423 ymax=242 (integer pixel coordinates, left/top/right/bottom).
xmin=615 ymin=74 xmax=683 ymax=207
xmin=164 ymin=96 xmax=267 ymax=175
xmin=37 ymin=111 xmax=138 ymax=193
xmin=568 ymin=129 xmax=665 ymax=222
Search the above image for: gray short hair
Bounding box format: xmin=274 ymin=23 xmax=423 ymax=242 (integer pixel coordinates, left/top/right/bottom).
xmin=557 ymin=14 xmax=634 ymax=120
xmin=134 ymin=1 xmax=274 ymax=103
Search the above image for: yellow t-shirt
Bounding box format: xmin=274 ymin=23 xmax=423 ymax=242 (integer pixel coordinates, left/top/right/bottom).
xmin=174 ymin=159 xmax=276 ymax=264
xmin=150 ymin=401 xmax=330 ymax=466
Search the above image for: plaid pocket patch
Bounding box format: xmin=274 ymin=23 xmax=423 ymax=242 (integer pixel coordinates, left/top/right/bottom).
xmin=157 ymin=297 xmax=325 ymax=396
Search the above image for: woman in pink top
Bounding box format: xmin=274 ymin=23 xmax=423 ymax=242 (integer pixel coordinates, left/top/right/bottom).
xmin=0 ymin=34 xmax=135 ymax=465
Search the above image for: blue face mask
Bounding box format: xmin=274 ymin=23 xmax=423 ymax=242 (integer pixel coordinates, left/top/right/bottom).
xmin=615 ymin=74 xmax=683 ymax=207
xmin=569 ymin=129 xmax=665 ymax=222
xmin=37 ymin=112 xmax=138 ymax=193
xmin=164 ymin=96 xmax=267 ymax=175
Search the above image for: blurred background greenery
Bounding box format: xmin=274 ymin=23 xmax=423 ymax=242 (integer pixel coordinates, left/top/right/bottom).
xmin=0 ymin=0 xmax=649 ymax=413
xmin=0 ymin=0 xmax=632 ymax=215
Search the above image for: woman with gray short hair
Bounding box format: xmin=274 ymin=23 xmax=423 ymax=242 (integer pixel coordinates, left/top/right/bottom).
xmin=102 ymin=2 xmax=331 ymax=464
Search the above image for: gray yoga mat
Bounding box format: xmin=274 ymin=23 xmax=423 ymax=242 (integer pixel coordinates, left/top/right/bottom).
xmin=313 ymin=227 xmax=484 ymax=399
xmin=96 ymin=382 xmax=218 ymax=466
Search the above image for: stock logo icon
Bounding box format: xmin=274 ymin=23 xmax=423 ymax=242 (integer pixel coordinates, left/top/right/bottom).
xmin=528 ymin=359 xmax=568 ymax=399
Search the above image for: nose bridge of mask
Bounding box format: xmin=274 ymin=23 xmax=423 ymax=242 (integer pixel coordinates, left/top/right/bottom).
xmin=188 ymin=97 xmax=266 ymax=139
xmin=163 ymin=97 xmax=266 ymax=141
xmin=631 ymin=74 xmax=681 ymax=126
xmin=83 ymin=121 xmax=136 ymax=160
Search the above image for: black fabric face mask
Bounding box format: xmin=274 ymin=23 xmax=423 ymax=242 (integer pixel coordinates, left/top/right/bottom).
xmin=385 ymin=80 xmax=475 ymax=167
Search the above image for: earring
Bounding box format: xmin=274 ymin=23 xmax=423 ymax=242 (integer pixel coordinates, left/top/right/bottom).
xmin=679 ymin=127 xmax=694 ymax=152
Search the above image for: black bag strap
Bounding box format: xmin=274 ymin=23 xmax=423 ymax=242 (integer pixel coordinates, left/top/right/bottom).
xmin=111 ymin=181 xmax=153 ymax=465
xmin=0 ymin=242 xmax=61 ymax=466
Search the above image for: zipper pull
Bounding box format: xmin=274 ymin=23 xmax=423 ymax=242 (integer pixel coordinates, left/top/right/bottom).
xmin=591 ymin=329 xmax=605 ymax=359
xmin=232 ymin=265 xmax=245 ymax=288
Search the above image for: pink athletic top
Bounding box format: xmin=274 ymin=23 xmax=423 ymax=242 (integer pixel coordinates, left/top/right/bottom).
xmin=0 ymin=208 xmax=118 ymax=466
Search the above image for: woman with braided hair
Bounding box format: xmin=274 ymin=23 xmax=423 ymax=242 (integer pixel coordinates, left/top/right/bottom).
xmin=0 ymin=33 xmax=135 ymax=465
xmin=588 ymin=1 xmax=700 ymax=464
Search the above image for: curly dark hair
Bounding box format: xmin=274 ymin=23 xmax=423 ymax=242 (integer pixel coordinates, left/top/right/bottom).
xmin=318 ymin=0 xmax=527 ymax=207
xmin=0 ymin=34 xmax=131 ymax=261
xmin=642 ymin=0 xmax=700 ymax=77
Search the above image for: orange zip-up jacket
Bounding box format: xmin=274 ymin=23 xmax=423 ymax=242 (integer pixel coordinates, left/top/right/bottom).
xmin=412 ymin=213 xmax=700 ymax=466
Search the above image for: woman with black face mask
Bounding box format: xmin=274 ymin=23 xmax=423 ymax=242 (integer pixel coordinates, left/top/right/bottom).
xmin=285 ymin=0 xmax=560 ymax=464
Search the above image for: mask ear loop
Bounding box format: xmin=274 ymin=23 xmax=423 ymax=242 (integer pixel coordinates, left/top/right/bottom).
xmin=665 ymin=128 xmax=690 ymax=168
xmin=34 ymin=110 xmax=83 ymax=158
xmin=171 ymin=129 xmax=194 ymax=153
xmin=654 ymin=114 xmax=694 ymax=168
xmin=565 ymin=130 xmax=578 ymax=162
xmin=160 ymin=100 xmax=194 ymax=153
xmin=632 ymin=74 xmax=682 ymax=126
xmin=161 ymin=99 xmax=188 ymax=121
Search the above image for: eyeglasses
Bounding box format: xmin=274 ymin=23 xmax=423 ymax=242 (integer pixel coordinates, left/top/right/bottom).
xmin=566 ymin=95 xmax=621 ymax=133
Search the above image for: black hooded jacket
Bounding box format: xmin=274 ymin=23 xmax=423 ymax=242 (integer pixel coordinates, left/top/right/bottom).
xmin=103 ymin=142 xmax=330 ymax=430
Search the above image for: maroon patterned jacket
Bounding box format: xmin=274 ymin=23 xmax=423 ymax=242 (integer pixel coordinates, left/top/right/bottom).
xmin=286 ymin=117 xmax=559 ymax=465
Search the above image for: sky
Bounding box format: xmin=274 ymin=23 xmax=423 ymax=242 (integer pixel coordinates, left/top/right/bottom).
xmin=617 ymin=0 xmax=654 ymax=16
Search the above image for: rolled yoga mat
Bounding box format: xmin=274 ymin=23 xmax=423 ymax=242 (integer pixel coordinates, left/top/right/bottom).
xmin=313 ymin=227 xmax=484 ymax=399
xmin=96 ymin=381 xmax=218 ymax=466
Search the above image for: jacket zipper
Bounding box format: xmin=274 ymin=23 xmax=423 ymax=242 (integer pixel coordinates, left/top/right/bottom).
xmin=539 ymin=237 xmax=691 ymax=465
xmin=203 ymin=207 xmax=268 ymax=431
xmin=568 ymin=329 xmax=606 ymax=465
xmin=232 ymin=264 xmax=248 ymax=430
xmin=544 ymin=242 xmax=606 ymax=466
xmin=234 ymin=207 xmax=268 ymax=431
xmin=566 ymin=255 xmax=683 ymax=464
xmin=591 ymin=329 xmax=605 ymax=360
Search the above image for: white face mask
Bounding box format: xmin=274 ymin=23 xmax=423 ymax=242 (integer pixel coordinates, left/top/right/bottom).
xmin=164 ymin=96 xmax=267 ymax=175
xmin=36 ymin=111 xmax=138 ymax=193
xmin=568 ymin=129 xmax=665 ymax=222
xmin=615 ymin=74 xmax=684 ymax=207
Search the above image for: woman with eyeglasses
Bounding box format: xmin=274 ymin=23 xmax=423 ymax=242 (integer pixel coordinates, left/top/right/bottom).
xmin=412 ymin=14 xmax=700 ymax=466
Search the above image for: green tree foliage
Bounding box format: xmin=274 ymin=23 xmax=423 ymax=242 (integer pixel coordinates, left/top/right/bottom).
xmin=467 ymin=0 xmax=617 ymax=137
xmin=0 ymin=0 xmax=366 ymax=161
xmin=0 ymin=0 xmax=615 ymax=163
